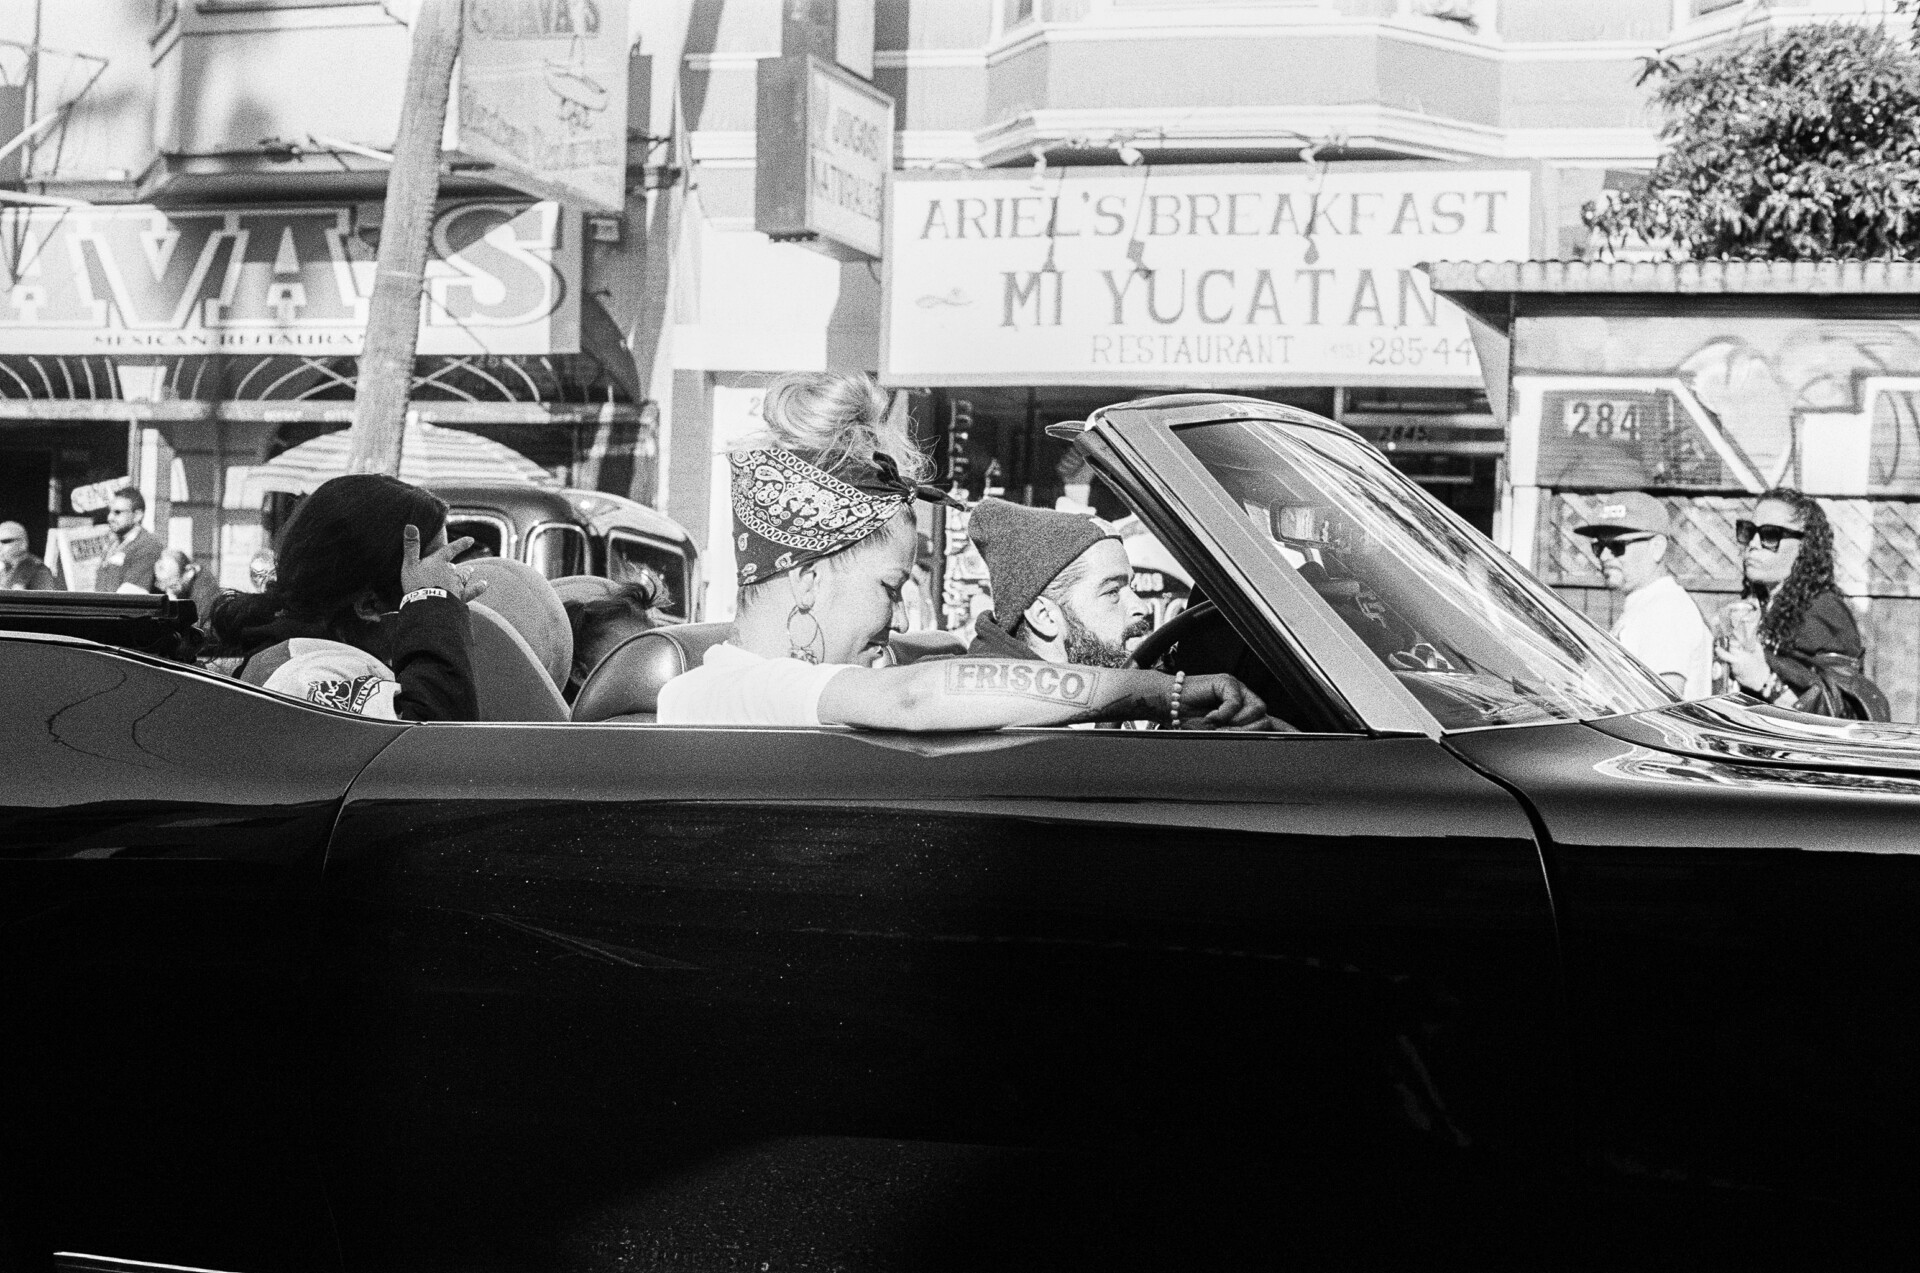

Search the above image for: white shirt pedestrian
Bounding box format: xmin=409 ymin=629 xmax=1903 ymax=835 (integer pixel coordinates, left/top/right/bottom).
xmin=1613 ymin=573 xmax=1713 ymax=699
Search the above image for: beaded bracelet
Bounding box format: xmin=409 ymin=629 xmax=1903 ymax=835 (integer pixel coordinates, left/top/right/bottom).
xmin=1168 ymin=670 xmax=1187 ymax=730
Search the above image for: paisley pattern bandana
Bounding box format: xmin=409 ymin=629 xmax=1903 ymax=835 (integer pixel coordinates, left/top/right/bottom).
xmin=731 ymin=448 xmax=954 ymax=587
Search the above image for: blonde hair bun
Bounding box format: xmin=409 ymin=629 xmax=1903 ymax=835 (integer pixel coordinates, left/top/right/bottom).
xmin=746 ymin=370 xmax=931 ymax=484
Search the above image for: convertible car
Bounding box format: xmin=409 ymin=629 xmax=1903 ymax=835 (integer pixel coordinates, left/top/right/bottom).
xmin=6 ymin=394 xmax=1920 ymax=1272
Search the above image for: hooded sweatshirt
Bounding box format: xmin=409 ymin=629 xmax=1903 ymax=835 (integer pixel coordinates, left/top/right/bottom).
xmin=969 ymin=612 xmax=1042 ymax=661
xmin=233 ymin=593 xmax=476 ymax=721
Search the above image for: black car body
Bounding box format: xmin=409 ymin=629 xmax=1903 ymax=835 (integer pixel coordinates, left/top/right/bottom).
xmin=6 ymin=395 xmax=1920 ymax=1271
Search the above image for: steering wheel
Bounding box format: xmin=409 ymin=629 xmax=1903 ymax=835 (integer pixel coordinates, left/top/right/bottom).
xmin=1125 ymin=601 xmax=1219 ymax=670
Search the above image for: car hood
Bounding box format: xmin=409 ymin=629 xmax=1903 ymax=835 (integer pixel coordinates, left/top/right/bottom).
xmin=1590 ymin=697 xmax=1920 ymax=777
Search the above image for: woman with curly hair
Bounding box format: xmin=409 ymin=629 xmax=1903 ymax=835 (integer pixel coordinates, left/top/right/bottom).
xmin=1715 ymin=487 xmax=1863 ymax=709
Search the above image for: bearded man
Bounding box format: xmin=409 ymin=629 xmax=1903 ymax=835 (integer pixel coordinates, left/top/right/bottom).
xmin=966 ymin=498 xmax=1151 ymax=668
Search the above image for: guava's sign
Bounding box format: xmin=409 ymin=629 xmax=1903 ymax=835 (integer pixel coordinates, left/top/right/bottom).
xmin=884 ymin=166 xmax=1532 ymax=386
xmin=456 ymin=0 xmax=629 ymax=213
xmin=0 ymin=200 xmax=580 ymax=355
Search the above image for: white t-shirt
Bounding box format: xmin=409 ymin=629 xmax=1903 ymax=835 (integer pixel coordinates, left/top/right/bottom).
xmin=1613 ymin=574 xmax=1713 ymax=699
xmin=261 ymin=638 xmax=403 ymax=718
xmin=656 ymin=641 xmax=849 ymax=727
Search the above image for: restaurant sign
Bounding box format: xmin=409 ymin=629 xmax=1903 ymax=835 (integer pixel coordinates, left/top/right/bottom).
xmin=0 ymin=200 xmax=580 ymax=356
xmin=455 ymin=0 xmax=629 ymax=214
xmin=885 ymin=165 xmax=1532 ymax=386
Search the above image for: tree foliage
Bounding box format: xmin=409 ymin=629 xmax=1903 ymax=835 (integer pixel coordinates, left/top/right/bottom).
xmin=1586 ymin=23 xmax=1920 ymax=260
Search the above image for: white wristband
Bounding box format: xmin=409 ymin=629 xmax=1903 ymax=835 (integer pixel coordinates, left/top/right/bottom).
xmin=400 ymin=586 xmax=452 ymax=607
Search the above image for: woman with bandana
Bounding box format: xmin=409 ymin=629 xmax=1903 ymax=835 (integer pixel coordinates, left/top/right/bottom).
xmin=658 ymin=371 xmax=1272 ymax=731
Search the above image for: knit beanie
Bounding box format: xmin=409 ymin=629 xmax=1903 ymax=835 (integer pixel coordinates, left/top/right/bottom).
xmin=968 ymin=497 xmax=1116 ymax=631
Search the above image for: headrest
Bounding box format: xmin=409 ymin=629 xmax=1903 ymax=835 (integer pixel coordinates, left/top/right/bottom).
xmin=470 ymin=604 xmax=570 ymax=722
xmin=467 ymin=558 xmax=571 ymax=689
xmin=571 ymin=621 xmax=732 ymax=723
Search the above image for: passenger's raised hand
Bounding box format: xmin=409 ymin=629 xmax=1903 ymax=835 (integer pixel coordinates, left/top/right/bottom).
xmin=402 ymin=524 xmax=488 ymax=604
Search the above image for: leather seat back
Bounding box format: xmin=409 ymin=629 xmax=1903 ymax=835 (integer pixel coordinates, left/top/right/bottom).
xmin=571 ymin=622 xmax=732 ymax=723
xmin=470 ymin=604 xmax=570 ymax=722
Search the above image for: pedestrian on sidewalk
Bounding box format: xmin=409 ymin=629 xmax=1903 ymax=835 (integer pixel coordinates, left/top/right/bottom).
xmin=0 ymin=522 xmax=57 ymax=590
xmin=95 ymin=489 xmax=164 ymax=594
xmin=1716 ymin=487 xmax=1873 ymax=714
xmin=1576 ymin=492 xmax=1713 ymax=698
xmin=156 ymin=548 xmax=221 ymax=619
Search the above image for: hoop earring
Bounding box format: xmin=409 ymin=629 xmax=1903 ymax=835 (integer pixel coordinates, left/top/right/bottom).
xmin=786 ymin=590 xmax=825 ymax=664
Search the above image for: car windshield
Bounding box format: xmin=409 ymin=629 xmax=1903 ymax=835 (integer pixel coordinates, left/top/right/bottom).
xmin=1175 ymin=418 xmax=1674 ymax=730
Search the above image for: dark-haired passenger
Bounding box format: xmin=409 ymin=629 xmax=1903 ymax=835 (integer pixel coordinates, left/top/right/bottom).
xmin=558 ymin=573 xmax=673 ymax=701
xmin=1715 ymin=486 xmax=1863 ymax=707
xmin=207 ymin=474 xmax=487 ymax=721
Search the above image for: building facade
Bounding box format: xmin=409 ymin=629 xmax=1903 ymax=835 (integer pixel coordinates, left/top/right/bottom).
xmin=0 ymin=0 xmax=663 ymax=587
xmin=0 ymin=0 xmax=1905 ymax=611
xmin=669 ymin=0 xmax=1908 ymax=617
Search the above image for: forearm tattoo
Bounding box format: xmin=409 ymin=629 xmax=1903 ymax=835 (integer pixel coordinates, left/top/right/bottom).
xmin=944 ymin=660 xmax=1096 ymax=705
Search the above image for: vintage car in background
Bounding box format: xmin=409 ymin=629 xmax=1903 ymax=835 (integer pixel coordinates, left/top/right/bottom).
xmin=6 ymin=395 xmax=1920 ymax=1272
xmin=260 ymin=481 xmax=700 ymax=620
xmin=437 ymin=484 xmax=700 ymax=620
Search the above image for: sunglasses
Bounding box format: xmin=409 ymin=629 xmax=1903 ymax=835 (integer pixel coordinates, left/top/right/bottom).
xmin=1591 ymin=534 xmax=1654 ymax=560
xmin=1734 ymin=520 xmax=1806 ymax=551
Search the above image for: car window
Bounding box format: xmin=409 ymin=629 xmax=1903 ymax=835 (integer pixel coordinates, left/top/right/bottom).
xmin=526 ymin=523 xmax=588 ymax=579
xmin=608 ymin=531 xmax=689 ymax=619
xmin=1174 ymin=418 xmax=1673 ymax=730
xmin=447 ymin=514 xmax=508 ymax=562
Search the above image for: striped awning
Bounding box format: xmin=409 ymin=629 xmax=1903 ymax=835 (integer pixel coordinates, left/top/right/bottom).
xmin=241 ymin=417 xmax=560 ymax=502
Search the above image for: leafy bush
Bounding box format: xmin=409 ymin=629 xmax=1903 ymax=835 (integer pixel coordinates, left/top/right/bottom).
xmin=1586 ymin=23 xmax=1920 ymax=260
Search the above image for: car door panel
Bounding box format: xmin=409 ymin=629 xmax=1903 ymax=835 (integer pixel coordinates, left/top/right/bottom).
xmin=1453 ymin=717 xmax=1920 ymax=1197
xmin=0 ymin=638 xmax=400 ymax=1272
xmin=318 ymin=721 xmax=1559 ymax=1268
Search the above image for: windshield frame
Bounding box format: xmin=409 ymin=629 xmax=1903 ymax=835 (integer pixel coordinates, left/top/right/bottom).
xmin=1084 ymin=394 xmax=1675 ymax=736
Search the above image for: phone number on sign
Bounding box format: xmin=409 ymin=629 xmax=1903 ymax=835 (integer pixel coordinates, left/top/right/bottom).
xmin=1362 ymin=336 xmax=1477 ymax=368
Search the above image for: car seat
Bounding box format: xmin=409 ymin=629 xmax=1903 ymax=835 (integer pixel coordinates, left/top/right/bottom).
xmin=571 ymin=622 xmax=732 ymax=723
xmin=889 ymin=629 xmax=967 ymax=664
xmin=467 ymin=558 xmax=573 ymax=689
xmin=470 ymin=603 xmax=570 ymax=722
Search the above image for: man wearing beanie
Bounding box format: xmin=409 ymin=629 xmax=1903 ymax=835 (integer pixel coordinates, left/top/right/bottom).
xmin=967 ymin=497 xmax=1152 ymax=668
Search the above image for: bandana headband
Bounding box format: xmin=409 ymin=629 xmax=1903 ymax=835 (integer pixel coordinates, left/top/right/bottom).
xmin=730 ymin=447 xmax=960 ymax=587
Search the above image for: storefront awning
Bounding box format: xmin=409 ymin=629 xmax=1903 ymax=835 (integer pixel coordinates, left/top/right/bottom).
xmin=241 ymin=417 xmax=559 ymax=502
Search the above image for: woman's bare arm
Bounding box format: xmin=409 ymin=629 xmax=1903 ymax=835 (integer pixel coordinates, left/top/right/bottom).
xmin=817 ymin=658 xmax=1270 ymax=732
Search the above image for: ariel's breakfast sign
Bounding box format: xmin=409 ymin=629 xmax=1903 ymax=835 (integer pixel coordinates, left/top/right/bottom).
xmin=884 ymin=166 xmax=1532 ymax=387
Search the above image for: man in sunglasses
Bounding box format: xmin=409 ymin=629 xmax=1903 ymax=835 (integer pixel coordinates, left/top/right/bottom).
xmin=0 ymin=521 xmax=57 ymax=591
xmin=1575 ymin=492 xmax=1712 ymax=698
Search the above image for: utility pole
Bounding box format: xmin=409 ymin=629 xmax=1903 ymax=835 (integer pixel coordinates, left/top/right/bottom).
xmin=348 ymin=0 xmax=463 ymax=475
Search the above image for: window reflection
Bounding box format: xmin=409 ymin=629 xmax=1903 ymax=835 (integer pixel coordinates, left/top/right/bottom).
xmin=1177 ymin=418 xmax=1673 ymax=729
